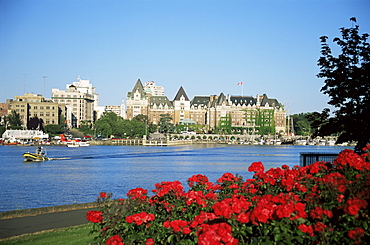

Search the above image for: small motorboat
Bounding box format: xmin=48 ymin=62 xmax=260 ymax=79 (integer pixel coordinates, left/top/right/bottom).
xmin=23 ymin=147 xmax=49 ymax=162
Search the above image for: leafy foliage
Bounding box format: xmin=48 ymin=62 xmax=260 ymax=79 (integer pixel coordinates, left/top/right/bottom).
xmin=94 ymin=112 xmax=149 ymax=138
xmin=311 ymin=19 xmax=370 ymax=152
xmin=44 ymin=124 xmax=64 ymax=135
xmin=8 ymin=110 xmax=22 ymax=128
xmin=158 ymin=114 xmax=174 ymax=133
xmin=27 ymin=117 xmax=44 ymax=130
xmin=88 ymin=148 xmax=370 ymax=244
xmin=290 ymin=113 xmax=314 ymax=136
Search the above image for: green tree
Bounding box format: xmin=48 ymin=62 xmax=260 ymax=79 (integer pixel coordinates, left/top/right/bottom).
xmin=132 ymin=114 xmax=148 ymax=123
xmin=44 ymin=124 xmax=64 ymax=135
xmin=290 ymin=113 xmax=313 ymax=136
xmin=78 ymin=120 xmax=94 ymax=136
xmin=310 ymin=18 xmax=370 ymax=152
xmin=94 ymin=112 xmax=123 ymax=137
xmin=158 ymin=114 xmax=173 ymax=133
xmin=8 ymin=110 xmax=22 ymax=129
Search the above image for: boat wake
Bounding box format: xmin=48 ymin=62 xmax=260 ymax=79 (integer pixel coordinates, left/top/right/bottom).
xmin=48 ymin=157 xmax=71 ymax=160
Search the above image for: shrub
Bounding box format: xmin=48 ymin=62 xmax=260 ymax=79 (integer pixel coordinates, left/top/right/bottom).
xmin=88 ymin=146 xmax=370 ymax=244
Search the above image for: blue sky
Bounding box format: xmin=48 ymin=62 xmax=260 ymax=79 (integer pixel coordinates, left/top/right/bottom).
xmin=1 ymin=0 xmax=369 ymax=114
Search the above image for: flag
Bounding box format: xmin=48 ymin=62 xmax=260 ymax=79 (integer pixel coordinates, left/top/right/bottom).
xmin=238 ymin=82 xmax=243 ymax=85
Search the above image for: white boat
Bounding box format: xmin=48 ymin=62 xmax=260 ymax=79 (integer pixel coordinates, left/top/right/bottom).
xmin=274 ymin=139 xmax=282 ymax=145
xmin=66 ymin=142 xmax=80 ymax=147
xmin=79 ymin=141 xmax=90 ymax=147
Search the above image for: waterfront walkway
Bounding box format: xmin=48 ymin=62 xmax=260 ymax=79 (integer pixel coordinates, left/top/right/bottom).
xmin=0 ymin=204 xmax=97 ymax=240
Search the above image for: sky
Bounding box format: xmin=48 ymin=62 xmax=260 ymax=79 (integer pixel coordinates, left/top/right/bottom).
xmin=0 ymin=0 xmax=369 ymax=115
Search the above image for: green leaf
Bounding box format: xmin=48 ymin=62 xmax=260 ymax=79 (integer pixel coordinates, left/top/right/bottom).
xmin=274 ymin=233 xmax=282 ymax=242
xmin=167 ymin=234 xmax=175 ymax=244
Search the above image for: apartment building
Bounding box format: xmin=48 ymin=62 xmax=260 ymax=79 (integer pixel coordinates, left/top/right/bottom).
xmin=0 ymin=103 xmax=9 ymax=117
xmin=52 ymin=83 xmax=94 ymax=128
xmin=8 ymin=93 xmax=66 ymax=128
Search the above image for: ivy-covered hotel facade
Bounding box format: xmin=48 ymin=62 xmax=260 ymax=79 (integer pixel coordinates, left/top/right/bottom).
xmin=126 ymin=79 xmax=286 ymax=134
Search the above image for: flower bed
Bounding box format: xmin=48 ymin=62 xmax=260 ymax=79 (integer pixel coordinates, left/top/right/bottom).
xmin=87 ymin=147 xmax=370 ymax=244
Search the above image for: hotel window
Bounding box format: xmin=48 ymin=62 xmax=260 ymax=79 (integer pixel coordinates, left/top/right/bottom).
xmin=34 ymin=106 xmax=37 ymax=109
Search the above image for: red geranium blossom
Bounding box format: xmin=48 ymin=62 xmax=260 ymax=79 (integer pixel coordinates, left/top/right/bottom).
xmin=348 ymin=227 xmax=365 ymax=240
xmin=145 ymin=238 xmax=155 ymax=245
xmin=344 ymin=197 xmax=368 ymax=216
xmin=126 ymin=212 xmax=155 ymax=225
xmin=248 ymin=161 xmax=264 ymax=173
xmin=127 ymin=187 xmax=148 ymax=200
xmin=106 ymin=235 xmax=124 ymax=245
xmin=100 ymin=192 xmax=107 ymax=198
xmin=86 ymin=210 xmax=103 ymax=223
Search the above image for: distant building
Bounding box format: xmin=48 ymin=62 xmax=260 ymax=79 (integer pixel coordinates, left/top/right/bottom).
xmin=126 ymin=79 xmax=150 ymax=119
xmin=105 ymin=105 xmax=122 ymax=116
xmin=144 ymin=81 xmax=164 ymax=96
xmin=125 ymin=79 xmax=286 ymax=134
xmin=52 ymin=77 xmax=97 ymax=128
xmin=0 ymin=103 xmax=9 ymax=117
xmin=8 ymin=93 xmax=66 ymax=128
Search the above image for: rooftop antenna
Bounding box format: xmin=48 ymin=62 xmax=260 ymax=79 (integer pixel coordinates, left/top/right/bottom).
xmin=42 ymin=76 xmax=47 ymax=97
xmin=238 ymin=82 xmax=244 ymax=97
xmin=21 ymin=74 xmax=27 ymax=94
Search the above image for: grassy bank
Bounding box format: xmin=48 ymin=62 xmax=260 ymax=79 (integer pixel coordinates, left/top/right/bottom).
xmin=0 ymin=224 xmax=95 ymax=245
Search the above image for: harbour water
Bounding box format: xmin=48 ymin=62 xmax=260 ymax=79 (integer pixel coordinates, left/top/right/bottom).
xmin=0 ymin=144 xmax=350 ymax=212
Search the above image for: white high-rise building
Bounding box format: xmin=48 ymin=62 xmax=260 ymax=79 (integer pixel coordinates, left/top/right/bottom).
xmin=144 ymin=81 xmax=164 ymax=96
xmin=52 ymin=77 xmax=97 ymax=128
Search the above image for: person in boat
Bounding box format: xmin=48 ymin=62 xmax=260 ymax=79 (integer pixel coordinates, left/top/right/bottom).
xmin=36 ymin=146 xmax=46 ymax=156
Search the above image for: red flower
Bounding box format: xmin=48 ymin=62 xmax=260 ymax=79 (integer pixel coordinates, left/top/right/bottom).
xmin=127 ymin=188 xmax=148 ymax=200
xmin=248 ymin=161 xmax=265 ymax=173
xmin=348 ymin=227 xmax=365 ymax=240
xmin=86 ymin=210 xmax=103 ymax=223
xmin=344 ymin=197 xmax=368 ymax=216
xmin=217 ymin=172 xmax=239 ymax=183
xmin=313 ymin=222 xmax=327 ymax=232
xmin=126 ymin=212 xmax=155 ymax=225
xmin=334 ymin=149 xmax=370 ymax=170
xmin=152 ymin=180 xmax=185 ymax=197
xmin=145 ymin=238 xmax=155 ymax=245
xmin=191 ymin=211 xmax=218 ymax=228
xmin=298 ymin=224 xmax=314 ymax=236
xmin=106 ymin=235 xmax=124 ymax=245
xmin=197 ymin=222 xmax=238 ymax=245
xmin=188 ymin=174 xmax=210 ymax=188
xmin=100 ymin=192 xmax=107 ymax=198
xmin=310 ymin=206 xmax=332 ymax=220
xmin=163 ymin=220 xmax=191 ymax=234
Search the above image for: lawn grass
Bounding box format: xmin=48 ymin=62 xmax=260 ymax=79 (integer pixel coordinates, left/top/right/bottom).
xmin=0 ymin=224 xmax=96 ymax=245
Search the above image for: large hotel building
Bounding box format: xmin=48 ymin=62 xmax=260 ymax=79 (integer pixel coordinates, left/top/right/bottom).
xmin=126 ymin=79 xmax=286 ymax=134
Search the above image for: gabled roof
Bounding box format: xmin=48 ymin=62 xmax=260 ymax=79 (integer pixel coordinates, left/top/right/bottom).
xmin=190 ymin=96 xmax=210 ymax=107
xmin=210 ymin=93 xmax=227 ymax=107
xmin=173 ymin=86 xmax=190 ymax=101
xmin=127 ymin=79 xmax=145 ymax=99
xmin=131 ymin=79 xmax=144 ymax=94
xmin=230 ymin=96 xmax=256 ymax=106
xmin=150 ymin=96 xmax=173 ymax=108
xmin=259 ymin=94 xmax=283 ymax=109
